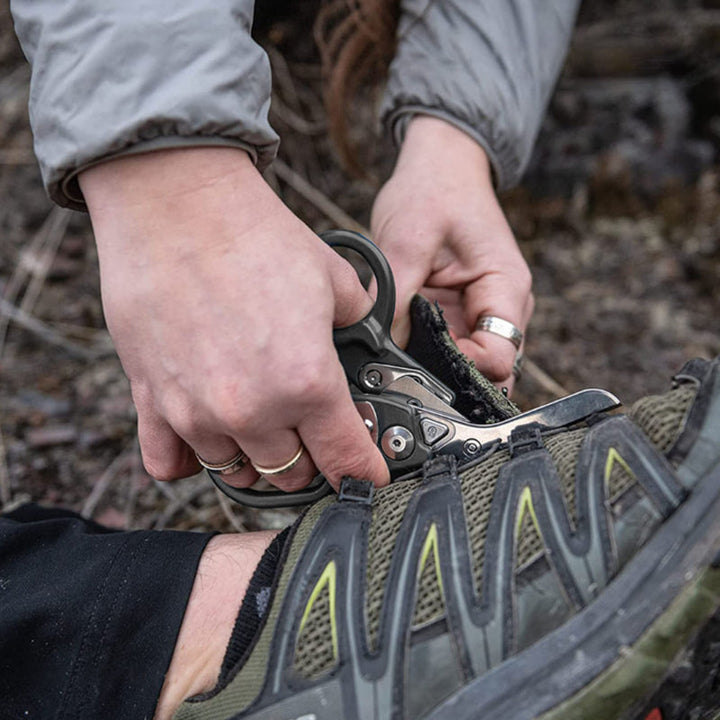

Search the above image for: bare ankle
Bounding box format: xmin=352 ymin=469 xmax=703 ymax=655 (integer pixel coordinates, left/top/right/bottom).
xmin=154 ymin=531 xmax=277 ymax=720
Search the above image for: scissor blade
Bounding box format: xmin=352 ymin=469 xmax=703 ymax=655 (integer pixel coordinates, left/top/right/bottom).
xmin=425 ymin=388 xmax=621 ymax=459
xmin=383 ymin=376 xmax=466 ymax=419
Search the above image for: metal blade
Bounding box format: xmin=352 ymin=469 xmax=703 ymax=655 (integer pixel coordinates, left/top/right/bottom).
xmin=424 ymin=388 xmax=621 ymax=459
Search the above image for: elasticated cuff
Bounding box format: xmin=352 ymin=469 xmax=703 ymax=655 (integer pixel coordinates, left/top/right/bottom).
xmin=59 ymin=135 xmax=260 ymax=211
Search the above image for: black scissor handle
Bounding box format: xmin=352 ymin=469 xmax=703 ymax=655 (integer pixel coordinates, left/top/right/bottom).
xmin=210 ymin=229 xmax=443 ymax=508
xmin=323 ymin=229 xmax=434 ymax=391
xmin=323 ymin=229 xmax=396 ymax=335
xmin=208 ymin=469 xmax=333 ymax=509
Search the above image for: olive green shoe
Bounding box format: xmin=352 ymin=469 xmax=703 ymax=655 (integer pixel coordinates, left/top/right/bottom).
xmin=174 ymin=356 xmax=720 ymax=720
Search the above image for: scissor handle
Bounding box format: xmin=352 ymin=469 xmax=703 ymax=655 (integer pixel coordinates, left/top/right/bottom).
xmin=208 ymin=469 xmax=333 ymax=509
xmin=209 ymin=229 xmax=425 ymax=508
xmin=323 ymin=229 xmax=396 ymax=333
xmin=322 ymin=229 xmax=432 ymax=391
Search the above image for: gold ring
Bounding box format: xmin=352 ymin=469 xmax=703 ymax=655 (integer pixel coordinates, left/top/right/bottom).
xmin=251 ymin=445 xmax=305 ymax=476
xmin=195 ymin=449 xmax=248 ymax=475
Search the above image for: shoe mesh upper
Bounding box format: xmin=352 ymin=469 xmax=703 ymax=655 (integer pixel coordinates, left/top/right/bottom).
xmin=411 ymin=546 xmax=445 ymax=630
xmin=365 ymin=478 xmax=423 ymax=649
xmin=607 ymin=458 xmax=637 ymax=503
xmin=292 ymin=383 xmax=698 ymax=678
xmin=545 ymin=427 xmax=587 ymax=527
xmin=293 ymin=580 xmax=335 ymax=678
xmin=516 ymin=505 xmax=545 ymax=569
xmin=629 ymin=384 xmax=697 ymax=457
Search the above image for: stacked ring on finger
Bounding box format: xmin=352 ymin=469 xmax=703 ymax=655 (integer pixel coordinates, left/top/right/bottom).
xmin=195 ymin=449 xmax=248 ymax=475
xmin=251 ymin=445 xmax=305 ymax=476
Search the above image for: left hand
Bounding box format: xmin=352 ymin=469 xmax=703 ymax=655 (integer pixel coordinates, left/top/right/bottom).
xmin=371 ymin=115 xmax=534 ymax=392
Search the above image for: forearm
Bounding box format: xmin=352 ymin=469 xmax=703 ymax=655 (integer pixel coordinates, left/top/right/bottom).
xmin=9 ymin=0 xmax=278 ymax=209
xmin=381 ymin=0 xmax=581 ymax=189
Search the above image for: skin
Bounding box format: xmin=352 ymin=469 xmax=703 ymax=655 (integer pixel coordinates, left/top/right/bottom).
xmin=80 ymin=116 xmax=532 ymax=488
xmin=153 ymin=531 xmax=277 ymax=719
xmin=372 ymin=116 xmax=533 ymax=390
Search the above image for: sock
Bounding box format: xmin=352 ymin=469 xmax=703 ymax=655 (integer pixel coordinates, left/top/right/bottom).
xmin=218 ymin=526 xmax=291 ymax=683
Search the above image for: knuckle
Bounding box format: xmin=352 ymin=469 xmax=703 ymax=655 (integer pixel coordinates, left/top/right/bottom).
xmin=207 ymin=381 xmax=258 ymax=433
xmin=284 ymin=357 xmax=335 ymax=404
xmin=166 ymin=410 xmax=202 ymax=441
xmin=215 ymin=397 xmax=257 ymax=435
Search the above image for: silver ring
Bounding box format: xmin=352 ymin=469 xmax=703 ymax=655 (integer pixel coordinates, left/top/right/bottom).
xmin=251 ymin=445 xmax=305 ymax=476
xmin=195 ymin=449 xmax=248 ymax=475
xmin=475 ymin=315 xmax=523 ymax=350
xmin=513 ymin=352 xmax=524 ymax=381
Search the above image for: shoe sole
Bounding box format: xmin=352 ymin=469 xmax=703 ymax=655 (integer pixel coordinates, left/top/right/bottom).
xmin=426 ymin=457 xmax=720 ymax=720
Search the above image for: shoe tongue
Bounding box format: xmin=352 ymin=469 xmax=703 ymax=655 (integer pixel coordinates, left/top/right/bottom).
xmin=405 ymin=295 xmax=520 ymax=423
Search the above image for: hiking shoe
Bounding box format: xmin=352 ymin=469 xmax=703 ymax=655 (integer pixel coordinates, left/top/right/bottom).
xmin=174 ymin=349 xmax=720 ymax=720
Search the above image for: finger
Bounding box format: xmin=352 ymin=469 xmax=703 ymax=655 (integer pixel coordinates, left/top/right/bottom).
xmin=135 ymin=394 xmax=200 ymax=481
xmin=376 ymin=235 xmax=433 ymax=347
xmin=187 ymin=435 xmax=254 ymax=488
xmin=456 ymin=270 xmax=530 ymax=382
xmin=298 ymin=365 xmax=390 ymax=491
xmin=236 ymin=429 xmax=317 ymax=493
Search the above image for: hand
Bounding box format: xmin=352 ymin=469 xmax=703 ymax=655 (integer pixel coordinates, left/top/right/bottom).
xmin=371 ymin=116 xmax=533 ymax=391
xmin=80 ymin=147 xmax=389 ymax=491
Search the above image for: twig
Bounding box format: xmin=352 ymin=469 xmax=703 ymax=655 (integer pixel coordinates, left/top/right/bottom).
xmin=19 ymin=209 xmax=71 ymax=317
xmin=273 ymin=157 xmax=367 ymax=233
xmin=523 ymin=358 xmax=570 ymax=399
xmin=268 ymin=45 xmax=327 ymax=192
xmin=82 ymin=447 xmax=134 ymax=518
xmin=0 ymin=207 xmax=62 ymax=356
xmin=271 ymin=93 xmax=326 ymax=136
xmin=47 ymin=321 xmax=112 ymax=344
xmin=154 ymin=482 xmax=208 ymax=530
xmin=0 ymin=297 xmax=106 ymax=361
xmin=0 ymin=426 xmax=11 ymax=509
xmin=215 ymin=487 xmax=247 ymax=532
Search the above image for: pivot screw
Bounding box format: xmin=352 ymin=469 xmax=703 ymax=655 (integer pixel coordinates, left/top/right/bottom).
xmin=364 ymin=369 xmax=382 ymax=388
xmin=381 ymin=425 xmax=415 ymax=461
xmin=463 ymin=439 xmax=481 ymax=456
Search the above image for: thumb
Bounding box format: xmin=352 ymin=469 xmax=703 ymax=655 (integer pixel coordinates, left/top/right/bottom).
xmin=328 ymin=249 xmax=376 ymax=328
xmin=377 ymin=234 xmax=433 ymax=349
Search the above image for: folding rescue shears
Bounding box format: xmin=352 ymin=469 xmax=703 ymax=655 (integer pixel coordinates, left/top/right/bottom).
xmin=208 ymin=229 xmax=621 ymax=508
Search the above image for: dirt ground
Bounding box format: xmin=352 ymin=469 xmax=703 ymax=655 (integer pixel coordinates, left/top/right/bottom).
xmin=1 ymin=1 xmax=719 ymax=532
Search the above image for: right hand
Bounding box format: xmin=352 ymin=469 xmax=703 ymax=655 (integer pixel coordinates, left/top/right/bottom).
xmin=80 ymin=147 xmax=389 ymax=492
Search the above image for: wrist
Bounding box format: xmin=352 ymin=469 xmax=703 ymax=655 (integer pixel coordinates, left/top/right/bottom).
xmin=80 ymin=147 xmax=281 ymax=267
xmin=395 ymin=115 xmax=492 ymax=184
xmin=80 ymin=146 xmax=260 ymax=222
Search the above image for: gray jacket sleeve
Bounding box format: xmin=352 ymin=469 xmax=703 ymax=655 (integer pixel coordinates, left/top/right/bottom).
xmin=9 ymin=0 xmax=279 ymax=210
xmin=381 ymin=0 xmax=580 ymax=190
